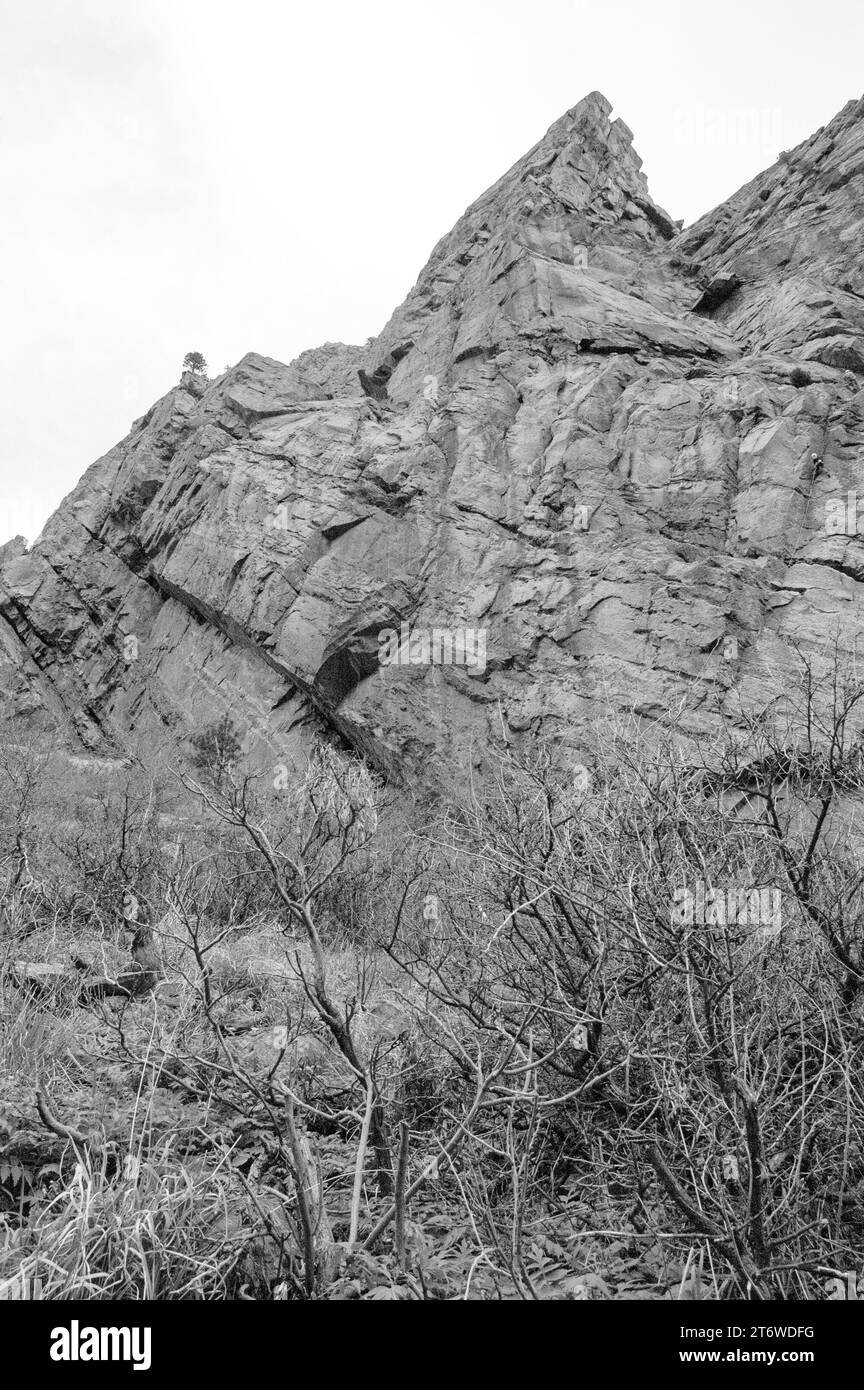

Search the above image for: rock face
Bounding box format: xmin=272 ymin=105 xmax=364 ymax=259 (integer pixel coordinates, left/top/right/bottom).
xmin=3 ymin=90 xmax=864 ymax=793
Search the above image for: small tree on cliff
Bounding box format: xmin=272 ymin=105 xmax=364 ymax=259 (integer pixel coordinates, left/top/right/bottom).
xmin=190 ymin=714 xmax=242 ymax=788
xmin=182 ymin=351 xmax=208 ymax=378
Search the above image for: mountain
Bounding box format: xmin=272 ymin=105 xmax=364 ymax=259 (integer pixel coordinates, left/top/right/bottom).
xmin=3 ymin=90 xmax=864 ymax=793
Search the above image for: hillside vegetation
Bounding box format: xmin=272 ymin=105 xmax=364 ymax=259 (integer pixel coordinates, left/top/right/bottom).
xmin=1 ymin=648 xmax=863 ymax=1301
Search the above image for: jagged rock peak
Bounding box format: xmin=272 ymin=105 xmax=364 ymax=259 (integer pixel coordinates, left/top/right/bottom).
xmin=430 ymin=88 xmax=677 ymax=257
xmin=363 ymin=91 xmax=687 ymax=407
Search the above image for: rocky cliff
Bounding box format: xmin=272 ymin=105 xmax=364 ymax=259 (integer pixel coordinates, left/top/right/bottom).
xmin=4 ymin=90 xmax=864 ymax=794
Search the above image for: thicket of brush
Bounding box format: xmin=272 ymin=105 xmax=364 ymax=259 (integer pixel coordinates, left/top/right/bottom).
xmin=1 ymin=649 xmax=863 ymax=1300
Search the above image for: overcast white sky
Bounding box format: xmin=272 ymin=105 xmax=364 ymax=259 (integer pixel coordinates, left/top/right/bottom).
xmin=1 ymin=0 xmax=862 ymax=543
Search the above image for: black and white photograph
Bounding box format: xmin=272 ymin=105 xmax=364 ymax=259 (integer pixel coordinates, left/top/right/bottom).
xmin=1 ymin=0 xmax=863 ymax=1358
